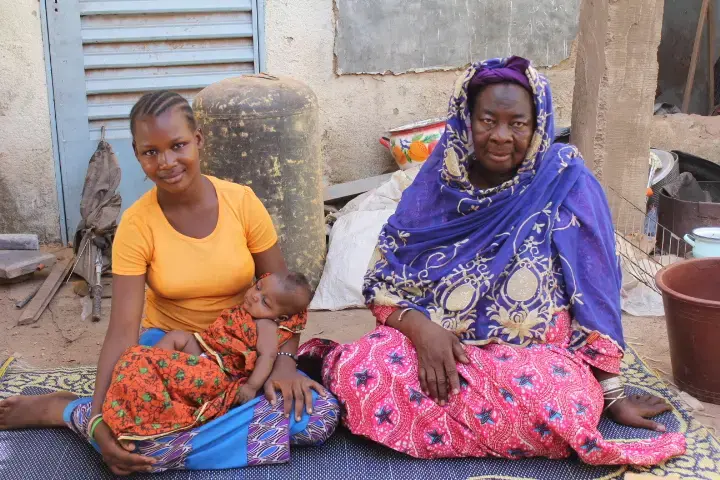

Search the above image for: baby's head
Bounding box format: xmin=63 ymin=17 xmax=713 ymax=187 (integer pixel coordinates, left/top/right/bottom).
xmin=243 ymin=272 xmax=312 ymax=320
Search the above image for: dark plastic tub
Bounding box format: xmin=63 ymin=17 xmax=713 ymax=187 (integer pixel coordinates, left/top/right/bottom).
xmin=656 ymin=182 xmax=720 ymax=254
xmin=656 ymin=258 xmax=720 ymax=404
xmin=673 ymin=150 xmax=720 ymax=182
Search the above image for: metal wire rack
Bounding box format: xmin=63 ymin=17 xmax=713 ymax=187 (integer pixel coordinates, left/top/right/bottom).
xmin=604 ymin=184 xmax=691 ymax=294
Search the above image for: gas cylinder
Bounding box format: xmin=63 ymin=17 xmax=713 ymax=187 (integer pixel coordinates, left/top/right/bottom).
xmin=193 ymin=74 xmax=325 ymax=288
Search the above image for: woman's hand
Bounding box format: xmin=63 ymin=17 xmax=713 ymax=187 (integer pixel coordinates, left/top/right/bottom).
xmin=263 ymin=358 xmax=327 ymax=422
xmin=605 ymin=394 xmax=671 ymax=432
xmin=402 ymin=311 xmax=470 ymax=405
xmin=93 ymin=421 xmax=156 ymax=476
xmin=233 ymin=384 xmax=262 ymax=407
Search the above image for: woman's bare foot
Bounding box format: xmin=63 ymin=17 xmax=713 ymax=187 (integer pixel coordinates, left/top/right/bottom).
xmin=0 ymin=391 xmax=78 ymax=429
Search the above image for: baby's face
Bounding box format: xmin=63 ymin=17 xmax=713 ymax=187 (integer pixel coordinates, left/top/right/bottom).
xmin=243 ymin=274 xmax=296 ymax=320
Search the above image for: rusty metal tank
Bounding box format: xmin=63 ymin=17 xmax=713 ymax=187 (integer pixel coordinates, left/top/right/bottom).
xmin=656 ymin=182 xmax=720 ymax=255
xmin=193 ymin=74 xmax=325 ymax=288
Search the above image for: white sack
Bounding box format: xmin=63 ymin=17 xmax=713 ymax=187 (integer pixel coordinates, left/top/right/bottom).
xmin=310 ymin=167 xmax=419 ymax=311
xmin=310 ymin=209 xmax=393 ymax=311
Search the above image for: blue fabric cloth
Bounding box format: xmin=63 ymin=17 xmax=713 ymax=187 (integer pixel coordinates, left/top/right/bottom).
xmin=139 ymin=327 xmax=166 ymax=347
xmin=363 ymin=57 xmax=624 ymax=351
xmin=63 ymin=329 xmax=339 ymax=471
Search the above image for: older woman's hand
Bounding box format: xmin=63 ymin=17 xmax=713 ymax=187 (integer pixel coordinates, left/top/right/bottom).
xmin=605 ymin=394 xmax=671 ymax=432
xmin=403 ymin=311 xmax=470 ymax=404
xmin=263 ymin=357 xmax=327 ymax=422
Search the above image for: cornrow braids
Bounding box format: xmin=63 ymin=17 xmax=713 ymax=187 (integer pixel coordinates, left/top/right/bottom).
xmin=129 ymin=91 xmax=197 ymax=136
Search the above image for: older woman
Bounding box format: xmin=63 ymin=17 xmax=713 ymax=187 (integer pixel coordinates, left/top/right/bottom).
xmin=301 ymin=57 xmax=685 ymax=465
xmin=0 ymin=91 xmax=338 ymax=475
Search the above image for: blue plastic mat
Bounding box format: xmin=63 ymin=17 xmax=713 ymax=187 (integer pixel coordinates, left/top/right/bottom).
xmin=1 ymin=349 xmax=718 ymax=480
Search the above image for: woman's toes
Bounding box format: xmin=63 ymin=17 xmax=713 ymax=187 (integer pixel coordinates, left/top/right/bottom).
xmin=0 ymin=392 xmax=77 ymax=430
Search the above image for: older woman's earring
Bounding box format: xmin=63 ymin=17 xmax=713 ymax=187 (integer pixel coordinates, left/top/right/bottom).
xmin=144 ymin=175 xmax=149 ymax=181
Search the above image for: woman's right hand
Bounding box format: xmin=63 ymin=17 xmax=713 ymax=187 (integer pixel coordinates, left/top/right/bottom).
xmin=90 ymin=274 xmax=150 ymax=476
xmin=404 ymin=311 xmax=470 ymax=404
xmin=93 ymin=421 xmax=156 ymax=476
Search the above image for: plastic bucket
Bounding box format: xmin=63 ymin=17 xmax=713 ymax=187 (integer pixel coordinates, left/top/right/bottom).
xmin=656 ymin=258 xmax=720 ymax=404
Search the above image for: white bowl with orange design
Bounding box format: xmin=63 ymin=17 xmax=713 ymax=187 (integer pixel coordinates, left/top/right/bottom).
xmin=379 ymin=118 xmax=446 ymax=170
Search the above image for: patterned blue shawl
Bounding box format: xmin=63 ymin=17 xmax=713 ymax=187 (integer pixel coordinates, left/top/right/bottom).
xmin=363 ymin=58 xmax=624 ymax=351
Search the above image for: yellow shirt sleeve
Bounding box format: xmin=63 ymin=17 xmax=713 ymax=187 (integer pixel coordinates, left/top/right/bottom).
xmin=112 ymin=213 xmax=152 ymax=276
xmin=241 ymin=188 xmax=278 ymax=254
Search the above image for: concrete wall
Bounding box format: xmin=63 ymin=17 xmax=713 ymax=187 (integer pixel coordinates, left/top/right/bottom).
xmin=334 ymin=0 xmax=578 ymax=74
xmin=0 ymin=0 xmax=577 ymax=243
xmin=651 ymin=114 xmax=720 ymax=162
xmin=264 ymin=0 xmax=577 ymax=185
xmin=0 ymin=0 xmax=60 ymax=242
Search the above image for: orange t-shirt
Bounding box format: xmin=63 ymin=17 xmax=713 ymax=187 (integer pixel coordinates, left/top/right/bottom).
xmin=112 ymin=176 xmax=278 ymax=332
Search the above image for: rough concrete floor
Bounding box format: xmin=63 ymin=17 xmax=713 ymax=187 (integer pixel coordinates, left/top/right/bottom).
xmin=1 ymin=260 xmax=718 ymax=437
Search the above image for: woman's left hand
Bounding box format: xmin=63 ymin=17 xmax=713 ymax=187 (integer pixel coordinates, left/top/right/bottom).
xmin=605 ymin=394 xmax=671 ymax=432
xmin=263 ymin=363 xmax=327 ymax=421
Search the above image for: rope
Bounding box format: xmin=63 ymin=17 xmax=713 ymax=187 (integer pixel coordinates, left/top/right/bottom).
xmin=0 ymin=356 xmax=15 ymax=381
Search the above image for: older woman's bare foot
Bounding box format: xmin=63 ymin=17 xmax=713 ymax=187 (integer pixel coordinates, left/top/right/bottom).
xmin=0 ymin=391 xmax=78 ymax=429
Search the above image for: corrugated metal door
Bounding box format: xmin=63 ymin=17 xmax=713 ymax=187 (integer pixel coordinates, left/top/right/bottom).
xmin=46 ymin=0 xmax=263 ymax=239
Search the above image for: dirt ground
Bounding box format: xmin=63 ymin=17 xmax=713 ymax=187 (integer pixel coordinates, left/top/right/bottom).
xmin=0 ymin=250 xmax=376 ymax=367
xmin=1 ymin=252 xmax=718 ymax=436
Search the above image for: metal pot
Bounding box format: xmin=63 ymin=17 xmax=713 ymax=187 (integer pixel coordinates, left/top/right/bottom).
xmin=684 ymin=227 xmax=720 ymax=258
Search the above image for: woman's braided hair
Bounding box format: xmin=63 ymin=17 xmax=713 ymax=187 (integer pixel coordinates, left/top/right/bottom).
xmin=129 ymin=91 xmax=197 ymax=136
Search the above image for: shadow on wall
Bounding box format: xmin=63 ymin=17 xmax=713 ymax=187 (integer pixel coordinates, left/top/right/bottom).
xmin=0 ymin=156 xmax=28 ymax=235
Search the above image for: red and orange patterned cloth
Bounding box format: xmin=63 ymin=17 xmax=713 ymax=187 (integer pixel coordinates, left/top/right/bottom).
xmin=195 ymin=307 xmax=306 ymax=377
xmin=103 ymin=307 xmax=306 ymax=440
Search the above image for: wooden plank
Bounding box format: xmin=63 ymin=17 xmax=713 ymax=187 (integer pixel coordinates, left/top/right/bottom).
xmin=17 ymin=257 xmax=74 ymax=326
xmin=682 ymin=0 xmax=710 ymax=113
xmin=324 ymin=173 xmax=394 ymax=202
xmin=708 ymin=0 xmax=716 ymax=115
xmin=0 ymin=251 xmax=57 ymax=280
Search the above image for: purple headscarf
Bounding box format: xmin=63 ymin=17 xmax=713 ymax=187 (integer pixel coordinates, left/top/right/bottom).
xmin=468 ymin=56 xmax=532 ymax=106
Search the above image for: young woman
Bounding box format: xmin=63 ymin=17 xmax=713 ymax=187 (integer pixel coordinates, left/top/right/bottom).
xmin=0 ymin=91 xmax=339 ymax=475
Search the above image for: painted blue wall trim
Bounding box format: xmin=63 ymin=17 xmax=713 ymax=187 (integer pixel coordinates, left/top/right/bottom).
xmin=256 ymin=0 xmax=267 ymax=72
xmin=43 ymin=1 xmax=264 ymax=241
xmin=39 ymin=0 xmax=69 ymax=245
